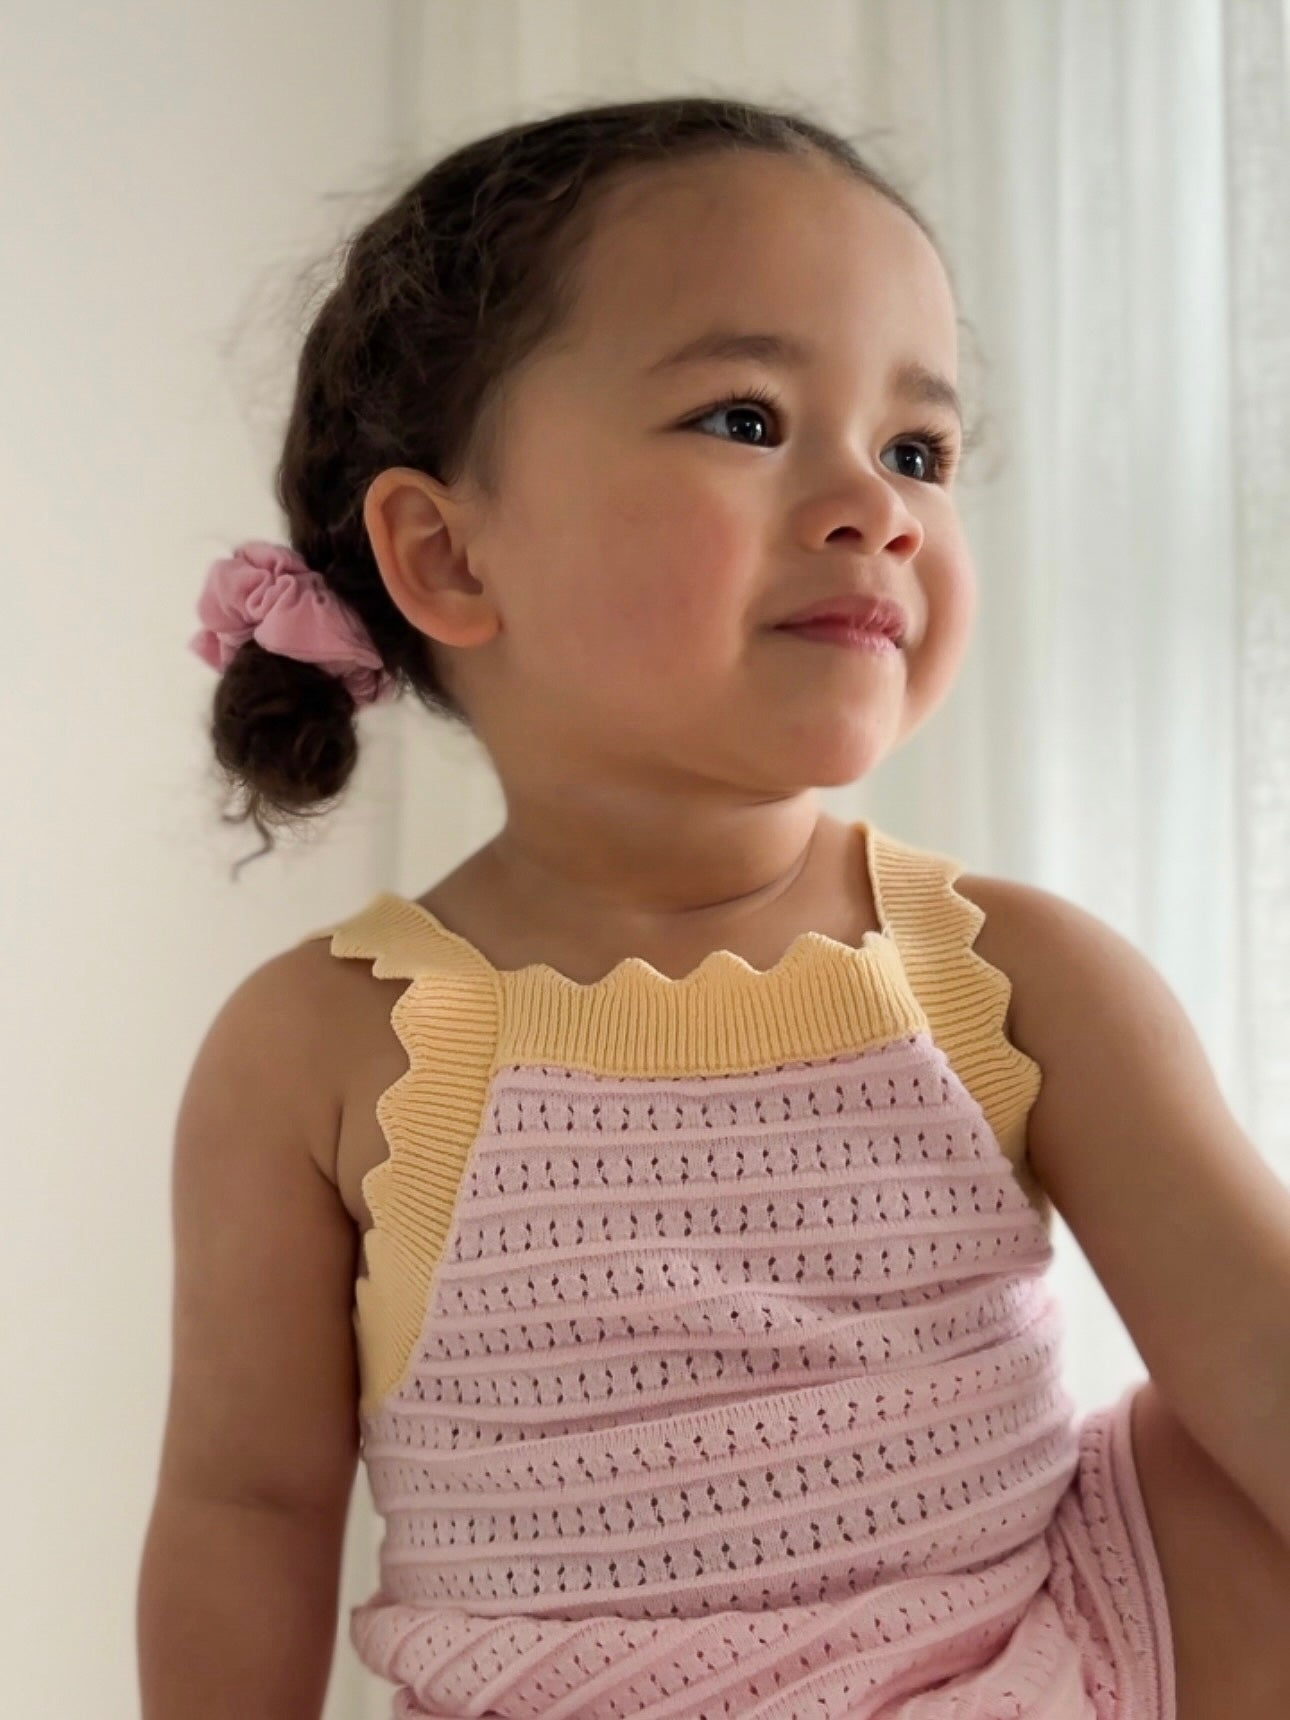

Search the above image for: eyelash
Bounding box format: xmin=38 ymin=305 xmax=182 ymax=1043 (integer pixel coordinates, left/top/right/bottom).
xmin=683 ymin=383 xmax=959 ymax=484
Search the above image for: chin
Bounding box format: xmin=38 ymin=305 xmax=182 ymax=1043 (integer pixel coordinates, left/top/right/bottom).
xmin=775 ymin=719 xmax=900 ymax=787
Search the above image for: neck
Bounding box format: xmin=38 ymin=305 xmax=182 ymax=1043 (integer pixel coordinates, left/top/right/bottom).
xmin=482 ymin=789 xmax=831 ymax=939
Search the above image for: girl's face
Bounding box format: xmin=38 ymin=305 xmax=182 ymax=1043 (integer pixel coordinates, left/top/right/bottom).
xmin=446 ymin=148 xmax=976 ymax=802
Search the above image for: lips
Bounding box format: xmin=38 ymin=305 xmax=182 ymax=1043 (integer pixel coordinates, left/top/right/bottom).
xmin=777 ymin=594 xmax=909 ymax=646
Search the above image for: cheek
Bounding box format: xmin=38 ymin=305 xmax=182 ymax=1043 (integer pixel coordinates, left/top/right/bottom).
xmin=912 ymin=549 xmax=977 ymax=689
xmin=563 ymin=479 xmax=752 ymax=665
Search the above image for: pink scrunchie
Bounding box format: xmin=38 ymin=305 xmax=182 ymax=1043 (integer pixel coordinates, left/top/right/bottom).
xmin=189 ymin=540 xmax=399 ymax=710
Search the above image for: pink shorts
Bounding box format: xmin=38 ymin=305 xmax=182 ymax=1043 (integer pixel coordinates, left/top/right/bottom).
xmin=1044 ymin=1379 xmax=1177 ymax=1720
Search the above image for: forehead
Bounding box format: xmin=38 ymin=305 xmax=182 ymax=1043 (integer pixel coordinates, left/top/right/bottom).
xmin=550 ymin=149 xmax=958 ymax=379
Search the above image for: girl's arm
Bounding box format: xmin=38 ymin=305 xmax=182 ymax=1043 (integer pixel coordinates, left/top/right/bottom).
xmin=977 ymin=877 xmax=1290 ymax=1547
xmin=137 ymin=948 xmax=360 ymax=1720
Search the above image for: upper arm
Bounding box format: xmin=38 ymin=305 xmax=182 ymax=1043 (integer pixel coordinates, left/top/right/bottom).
xmin=156 ymin=946 xmax=360 ymax=1520
xmin=973 ymin=876 xmax=1290 ymax=1421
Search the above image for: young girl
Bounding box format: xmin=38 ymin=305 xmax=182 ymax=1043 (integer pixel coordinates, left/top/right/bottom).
xmin=140 ymin=96 xmax=1290 ymax=1720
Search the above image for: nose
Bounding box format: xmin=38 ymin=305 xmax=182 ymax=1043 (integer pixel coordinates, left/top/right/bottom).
xmin=800 ymin=461 xmax=925 ymax=559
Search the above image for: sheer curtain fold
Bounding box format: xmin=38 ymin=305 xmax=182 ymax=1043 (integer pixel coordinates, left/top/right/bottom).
xmin=1224 ymin=0 xmax=1290 ymax=1157
xmin=331 ymin=5 xmax=1289 ymax=1709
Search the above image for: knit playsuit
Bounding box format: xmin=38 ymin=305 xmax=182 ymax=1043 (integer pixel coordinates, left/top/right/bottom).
xmin=298 ymin=819 xmax=1176 ymax=1719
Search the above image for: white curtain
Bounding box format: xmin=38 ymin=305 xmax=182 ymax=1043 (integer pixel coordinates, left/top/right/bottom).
xmin=331 ymin=2 xmax=1289 ymax=1712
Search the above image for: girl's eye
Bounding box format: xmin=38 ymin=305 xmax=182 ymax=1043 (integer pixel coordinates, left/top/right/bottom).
xmin=685 ymin=387 xmax=784 ymax=447
xmin=884 ymin=428 xmax=958 ymax=485
xmin=684 ymin=388 xmax=958 ymax=484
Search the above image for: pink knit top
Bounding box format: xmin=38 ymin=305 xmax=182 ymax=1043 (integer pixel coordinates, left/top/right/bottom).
xmin=300 ymin=820 xmax=1173 ymax=1718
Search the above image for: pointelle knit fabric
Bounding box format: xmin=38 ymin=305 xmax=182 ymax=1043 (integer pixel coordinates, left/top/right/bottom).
xmin=296 ymin=818 xmax=1176 ymax=1719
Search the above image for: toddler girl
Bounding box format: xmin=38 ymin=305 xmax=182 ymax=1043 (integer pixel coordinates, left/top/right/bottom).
xmin=140 ymin=94 xmax=1290 ymax=1720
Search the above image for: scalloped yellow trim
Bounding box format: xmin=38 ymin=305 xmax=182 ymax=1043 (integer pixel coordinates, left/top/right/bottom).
xmin=300 ymin=820 xmax=1047 ymax=1412
xmin=866 ymin=825 xmax=1047 ymax=1220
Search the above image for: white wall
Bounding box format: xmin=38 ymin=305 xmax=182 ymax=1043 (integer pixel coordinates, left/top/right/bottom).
xmin=0 ymin=5 xmax=403 ymax=1714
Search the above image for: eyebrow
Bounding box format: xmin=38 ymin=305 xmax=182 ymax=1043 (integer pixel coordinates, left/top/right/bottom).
xmin=645 ymin=329 xmax=963 ymax=426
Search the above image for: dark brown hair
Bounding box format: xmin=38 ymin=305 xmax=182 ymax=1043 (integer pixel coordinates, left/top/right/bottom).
xmin=204 ymin=94 xmax=980 ymax=875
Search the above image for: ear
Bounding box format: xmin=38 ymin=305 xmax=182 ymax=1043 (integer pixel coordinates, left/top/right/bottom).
xmin=363 ymin=466 xmax=501 ymax=649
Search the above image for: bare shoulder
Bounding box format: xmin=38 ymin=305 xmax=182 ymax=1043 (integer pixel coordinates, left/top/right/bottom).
xmin=942 ymin=870 xmax=1253 ymax=1200
xmin=946 ymin=867 xmax=1149 ymax=1033
xmin=195 ymin=930 xmax=402 ymax=1177
xmin=250 ymin=933 xmax=407 ymax=1187
xmin=945 ymin=869 xmax=1133 ymax=1055
xmin=273 ymin=931 xmax=424 ymax=1243
xmin=190 ymin=943 xmax=338 ymax=1171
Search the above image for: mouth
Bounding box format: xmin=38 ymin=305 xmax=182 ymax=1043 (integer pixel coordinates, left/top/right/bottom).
xmin=775 ymin=618 xmax=902 ymax=654
xmin=775 ymin=594 xmax=908 ymax=648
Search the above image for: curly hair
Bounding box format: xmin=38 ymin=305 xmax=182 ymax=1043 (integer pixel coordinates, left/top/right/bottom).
xmin=204 ymin=94 xmax=974 ymax=874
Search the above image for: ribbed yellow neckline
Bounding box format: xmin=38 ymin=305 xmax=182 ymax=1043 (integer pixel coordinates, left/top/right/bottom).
xmin=301 ymin=817 xmax=1049 ymax=1411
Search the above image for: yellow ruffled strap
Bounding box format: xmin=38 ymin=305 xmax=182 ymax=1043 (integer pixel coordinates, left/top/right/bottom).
xmin=865 ymin=825 xmax=1047 ymax=1221
xmin=298 ymin=897 xmax=501 ymax=1412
